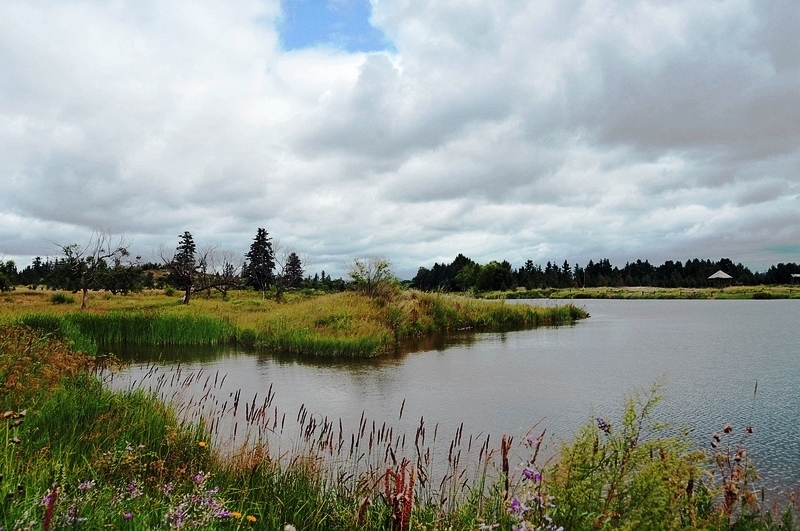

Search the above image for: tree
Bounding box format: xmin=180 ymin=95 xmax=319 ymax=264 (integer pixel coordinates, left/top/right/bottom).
xmin=195 ymin=247 xmax=242 ymax=300
xmin=166 ymin=231 xmax=197 ymax=304
xmin=55 ymin=229 xmax=130 ymax=310
xmin=243 ymin=228 xmax=274 ymax=298
xmin=271 ymin=243 xmax=306 ymax=302
xmin=284 ymin=252 xmax=304 ymax=288
xmin=0 ymin=260 xmax=16 ymax=291
xmin=96 ymin=251 xmax=145 ymax=295
xmin=348 ymin=257 xmax=396 ymax=298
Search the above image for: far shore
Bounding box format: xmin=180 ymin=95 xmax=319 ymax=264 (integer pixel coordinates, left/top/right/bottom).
xmin=481 ymin=284 xmax=800 ymax=300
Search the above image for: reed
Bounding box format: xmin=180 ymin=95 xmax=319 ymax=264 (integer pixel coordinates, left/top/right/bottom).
xmin=2 ymin=325 xmax=798 ymax=529
xmin=16 ymin=311 xmax=238 ymax=354
xmin=1 ymin=288 xmax=587 ymax=358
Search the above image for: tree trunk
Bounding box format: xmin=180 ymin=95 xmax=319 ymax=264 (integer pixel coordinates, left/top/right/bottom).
xmin=183 ymin=285 xmax=192 ymax=304
xmin=80 ymin=271 xmax=88 ymax=310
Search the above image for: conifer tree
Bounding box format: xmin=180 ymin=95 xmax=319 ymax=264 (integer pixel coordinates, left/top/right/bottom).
xmin=169 ymin=231 xmax=197 ymax=303
xmin=243 ymin=228 xmax=274 ymax=298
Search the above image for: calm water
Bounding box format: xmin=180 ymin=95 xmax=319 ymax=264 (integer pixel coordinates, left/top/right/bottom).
xmin=110 ymin=299 xmax=800 ymax=494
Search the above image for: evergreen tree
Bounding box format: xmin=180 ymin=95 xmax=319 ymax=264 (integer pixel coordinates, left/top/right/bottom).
xmin=284 ymin=252 xmax=304 ymax=288
xmin=169 ymin=231 xmax=197 ymax=303
xmin=243 ymin=228 xmax=274 ymax=297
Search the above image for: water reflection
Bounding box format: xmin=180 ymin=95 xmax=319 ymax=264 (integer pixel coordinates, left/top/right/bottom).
xmin=108 ymin=299 xmax=800 ymax=498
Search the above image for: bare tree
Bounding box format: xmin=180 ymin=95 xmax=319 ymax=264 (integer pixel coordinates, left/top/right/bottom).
xmin=55 ymin=229 xmax=130 ymax=310
xmin=196 ymin=247 xmax=242 ymax=300
xmin=348 ymin=256 xmax=397 ymax=298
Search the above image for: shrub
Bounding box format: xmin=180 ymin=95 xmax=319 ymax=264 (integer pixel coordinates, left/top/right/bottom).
xmin=50 ymin=292 xmax=76 ymax=305
xmin=544 ymin=385 xmax=706 ymax=530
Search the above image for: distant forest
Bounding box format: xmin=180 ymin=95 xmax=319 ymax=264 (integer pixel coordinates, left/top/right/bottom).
xmin=411 ymin=254 xmax=800 ymax=292
xmin=3 ymin=244 xmax=800 ymax=295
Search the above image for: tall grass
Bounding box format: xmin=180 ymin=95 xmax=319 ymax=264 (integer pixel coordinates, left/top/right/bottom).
xmin=2 ymin=325 xmax=799 ymax=529
xmin=16 ymin=311 xmax=238 ymax=355
xmin=2 ymin=289 xmax=587 ymax=358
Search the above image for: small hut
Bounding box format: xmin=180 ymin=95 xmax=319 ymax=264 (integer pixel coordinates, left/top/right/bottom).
xmin=708 ymin=270 xmax=733 ymax=287
xmin=792 ymin=273 xmax=800 ymax=285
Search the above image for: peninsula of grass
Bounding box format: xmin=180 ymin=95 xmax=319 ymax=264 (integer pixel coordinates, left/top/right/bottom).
xmin=0 ymin=288 xmax=588 ymax=358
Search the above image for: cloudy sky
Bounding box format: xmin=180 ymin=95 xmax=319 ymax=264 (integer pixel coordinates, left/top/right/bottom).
xmin=1 ymin=0 xmax=798 ymax=278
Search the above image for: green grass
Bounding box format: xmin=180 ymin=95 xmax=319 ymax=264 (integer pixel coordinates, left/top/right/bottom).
xmin=2 ymin=289 xmax=587 ymax=358
xmin=1 ymin=325 xmax=798 ymax=530
xmin=15 ymin=311 xmax=238 ymax=355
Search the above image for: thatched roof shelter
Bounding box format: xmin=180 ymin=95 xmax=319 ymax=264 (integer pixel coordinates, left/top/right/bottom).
xmin=708 ymin=270 xmax=733 ymax=280
xmin=708 ymin=270 xmax=733 ymax=287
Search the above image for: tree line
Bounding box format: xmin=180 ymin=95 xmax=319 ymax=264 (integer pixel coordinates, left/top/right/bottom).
xmin=410 ymin=254 xmax=800 ymax=292
xmin=0 ymin=229 xmax=347 ymax=302
xmin=3 ymin=231 xmax=799 ymax=299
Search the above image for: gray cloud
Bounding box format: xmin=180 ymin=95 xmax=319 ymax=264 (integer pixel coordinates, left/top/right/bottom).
xmin=0 ymin=0 xmax=798 ymax=278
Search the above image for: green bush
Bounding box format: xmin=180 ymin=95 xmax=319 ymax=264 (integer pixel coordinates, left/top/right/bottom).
xmin=50 ymin=292 xmax=76 ymax=305
xmin=544 ymin=385 xmax=707 ymax=530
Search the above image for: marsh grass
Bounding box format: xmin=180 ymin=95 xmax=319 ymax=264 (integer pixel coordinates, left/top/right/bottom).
xmin=15 ymin=311 xmax=238 ymax=356
xmin=2 ymin=325 xmax=799 ymax=529
xmin=1 ymin=289 xmax=586 ymax=358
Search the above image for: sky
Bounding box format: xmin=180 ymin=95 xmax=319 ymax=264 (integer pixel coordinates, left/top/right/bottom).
xmin=0 ymin=0 xmax=798 ymax=279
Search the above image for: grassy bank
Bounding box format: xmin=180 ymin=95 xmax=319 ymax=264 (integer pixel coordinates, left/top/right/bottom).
xmin=1 ymin=289 xmax=587 ymax=358
xmin=482 ymin=285 xmax=800 ymax=300
xmin=2 ymin=325 xmax=797 ymax=530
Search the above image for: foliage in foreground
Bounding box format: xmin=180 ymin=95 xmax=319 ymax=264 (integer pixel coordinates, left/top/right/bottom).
xmin=2 ymin=325 xmax=798 ymax=530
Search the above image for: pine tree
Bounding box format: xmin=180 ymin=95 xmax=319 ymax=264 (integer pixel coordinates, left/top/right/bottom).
xmin=170 ymin=231 xmax=197 ymax=303
xmin=284 ymin=252 xmax=304 ymax=288
xmin=244 ymin=228 xmax=274 ymax=297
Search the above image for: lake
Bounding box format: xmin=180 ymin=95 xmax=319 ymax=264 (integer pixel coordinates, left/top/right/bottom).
xmin=109 ymin=298 xmax=800 ymax=496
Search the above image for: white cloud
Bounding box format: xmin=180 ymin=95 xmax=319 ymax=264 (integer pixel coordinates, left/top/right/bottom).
xmin=0 ymin=0 xmax=798 ymax=277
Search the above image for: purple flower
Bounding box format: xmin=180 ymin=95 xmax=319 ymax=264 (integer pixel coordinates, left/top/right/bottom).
xmin=522 ymin=466 xmax=542 ymax=483
xmin=78 ymin=480 xmax=95 ymax=492
xmin=508 ymin=496 xmax=528 ymax=514
xmin=123 ymin=512 xmax=133 ymax=520
xmin=596 ymin=417 xmax=611 ymax=435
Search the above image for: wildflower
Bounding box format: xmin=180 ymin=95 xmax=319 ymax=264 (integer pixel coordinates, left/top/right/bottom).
xmin=231 ymin=512 xmax=242 ymax=519
xmin=78 ymin=480 xmax=95 ymax=492
xmin=509 ymin=496 xmax=523 ymax=515
xmin=522 ymin=466 xmax=541 ymax=483
xmin=215 ymin=509 xmax=232 ymax=518
xmin=123 ymin=512 xmax=133 ymax=520
xmin=596 ymin=417 xmax=611 ymax=435
xmin=198 ymin=441 xmax=207 ymax=448
xmin=125 ymin=480 xmax=142 ymax=499
xmin=247 ymin=515 xmax=257 ymax=523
